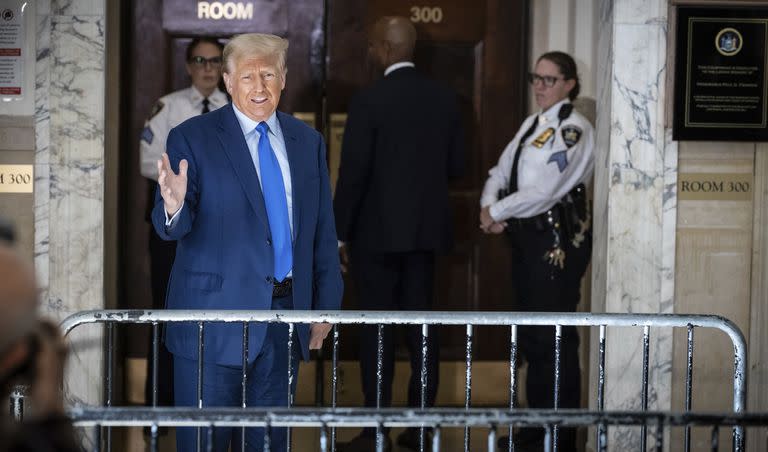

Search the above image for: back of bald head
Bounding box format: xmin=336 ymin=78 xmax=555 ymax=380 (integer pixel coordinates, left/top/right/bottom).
xmin=374 ymin=16 xmax=417 ymax=62
xmin=0 ymin=244 xmax=38 ymax=347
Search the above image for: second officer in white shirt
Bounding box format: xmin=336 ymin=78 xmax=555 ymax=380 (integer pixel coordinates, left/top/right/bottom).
xmin=140 ymin=37 xmax=228 ymax=180
xmin=480 ymin=51 xmax=594 ymax=452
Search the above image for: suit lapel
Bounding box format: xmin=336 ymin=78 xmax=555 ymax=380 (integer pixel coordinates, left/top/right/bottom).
xmin=217 ymin=104 xmax=269 ymax=231
xmin=277 ymin=111 xmax=301 ymax=241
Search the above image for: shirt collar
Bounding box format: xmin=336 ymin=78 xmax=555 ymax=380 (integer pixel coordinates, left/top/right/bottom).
xmin=209 ymin=88 xmax=227 ymax=106
xmin=539 ymin=98 xmax=570 ymax=125
xmin=190 ymin=85 xmax=227 ymax=106
xmin=384 ymin=61 xmax=415 ymax=76
xmin=189 ymin=85 xmax=205 ymax=103
xmin=231 ymin=104 xmax=280 ymax=138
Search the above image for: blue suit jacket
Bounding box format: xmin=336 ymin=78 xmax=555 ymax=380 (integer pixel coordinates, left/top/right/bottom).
xmin=151 ymin=104 xmax=343 ymax=366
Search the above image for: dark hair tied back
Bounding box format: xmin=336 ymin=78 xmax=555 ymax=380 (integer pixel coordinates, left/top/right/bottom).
xmin=537 ymin=51 xmax=580 ymax=101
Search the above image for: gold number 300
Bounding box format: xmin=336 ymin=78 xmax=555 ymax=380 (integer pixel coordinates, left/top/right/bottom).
xmin=410 ymin=6 xmax=443 ymax=24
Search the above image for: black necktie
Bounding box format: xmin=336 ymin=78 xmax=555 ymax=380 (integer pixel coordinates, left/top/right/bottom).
xmin=508 ymin=116 xmax=540 ymax=193
xmin=201 ymin=98 xmax=210 ymax=114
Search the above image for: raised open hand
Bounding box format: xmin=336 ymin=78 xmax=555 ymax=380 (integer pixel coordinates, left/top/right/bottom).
xmin=157 ymin=153 xmax=188 ymax=216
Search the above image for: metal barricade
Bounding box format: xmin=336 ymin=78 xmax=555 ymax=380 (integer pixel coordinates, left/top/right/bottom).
xmin=66 ymin=406 xmax=768 ymax=452
xmin=51 ymin=309 xmax=747 ymax=452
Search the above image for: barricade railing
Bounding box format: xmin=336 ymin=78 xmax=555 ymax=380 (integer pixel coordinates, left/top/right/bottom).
xmin=66 ymin=407 xmax=768 ymax=452
xmin=17 ymin=310 xmax=749 ymax=452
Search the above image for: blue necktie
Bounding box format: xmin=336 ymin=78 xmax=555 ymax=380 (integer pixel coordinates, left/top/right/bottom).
xmin=255 ymin=122 xmax=292 ymax=281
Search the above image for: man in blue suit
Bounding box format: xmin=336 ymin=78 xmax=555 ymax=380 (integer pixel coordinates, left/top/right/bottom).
xmin=152 ymin=33 xmax=343 ymax=452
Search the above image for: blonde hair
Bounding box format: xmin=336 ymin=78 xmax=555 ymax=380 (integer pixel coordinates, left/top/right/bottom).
xmin=223 ymin=33 xmax=288 ymax=76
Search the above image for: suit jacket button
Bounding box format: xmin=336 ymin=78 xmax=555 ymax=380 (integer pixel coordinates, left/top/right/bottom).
xmin=265 ymin=276 xmax=273 ymax=284
xmin=267 ymin=238 xmax=272 ymax=246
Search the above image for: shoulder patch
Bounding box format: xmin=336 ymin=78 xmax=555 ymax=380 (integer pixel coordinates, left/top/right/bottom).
xmin=141 ymin=126 xmax=154 ymax=145
xmin=561 ymin=125 xmax=582 ymax=148
xmin=149 ymin=101 xmax=165 ymax=120
xmin=547 ymin=150 xmax=568 ymax=173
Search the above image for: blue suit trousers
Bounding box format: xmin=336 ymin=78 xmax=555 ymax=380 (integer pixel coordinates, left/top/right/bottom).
xmin=173 ymin=296 xmax=299 ymax=452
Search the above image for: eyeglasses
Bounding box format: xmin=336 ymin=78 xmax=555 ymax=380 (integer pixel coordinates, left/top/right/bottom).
xmin=527 ymin=73 xmax=565 ymax=87
xmin=189 ymin=56 xmax=223 ymax=69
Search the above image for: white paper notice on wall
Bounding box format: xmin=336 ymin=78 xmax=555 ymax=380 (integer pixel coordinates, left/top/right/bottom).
xmin=0 ymin=0 xmax=25 ymax=101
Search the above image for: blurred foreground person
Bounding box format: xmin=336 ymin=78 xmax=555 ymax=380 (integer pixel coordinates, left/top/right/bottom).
xmin=0 ymin=237 xmax=77 ymax=451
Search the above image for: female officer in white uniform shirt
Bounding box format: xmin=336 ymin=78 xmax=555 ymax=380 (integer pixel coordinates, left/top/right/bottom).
xmin=480 ymin=51 xmax=594 ymax=452
xmin=140 ymin=37 xmax=228 ymax=180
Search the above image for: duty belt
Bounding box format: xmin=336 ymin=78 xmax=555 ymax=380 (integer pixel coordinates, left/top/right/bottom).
xmin=502 ymin=184 xmax=590 ymax=269
xmin=503 ymin=184 xmax=588 ymax=234
xmin=505 ymin=214 xmax=547 ymax=230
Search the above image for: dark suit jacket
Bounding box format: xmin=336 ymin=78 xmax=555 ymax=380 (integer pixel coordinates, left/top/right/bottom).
xmin=333 ymin=66 xmax=464 ymax=253
xmin=152 ymin=104 xmax=343 ymax=365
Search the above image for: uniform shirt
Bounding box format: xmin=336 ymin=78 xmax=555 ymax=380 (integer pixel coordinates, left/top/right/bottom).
xmin=480 ymin=98 xmax=594 ymax=221
xmin=140 ymin=85 xmax=228 ymax=180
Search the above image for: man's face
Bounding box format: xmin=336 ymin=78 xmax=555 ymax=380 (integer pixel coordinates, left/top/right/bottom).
xmin=532 ymin=58 xmax=575 ymax=111
xmin=186 ymin=42 xmax=223 ymax=96
xmin=223 ymin=54 xmax=285 ymax=123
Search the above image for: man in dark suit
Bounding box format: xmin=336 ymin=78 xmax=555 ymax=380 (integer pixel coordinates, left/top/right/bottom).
xmin=334 ymin=16 xmax=464 ymax=452
xmin=153 ymin=33 xmax=342 ymax=452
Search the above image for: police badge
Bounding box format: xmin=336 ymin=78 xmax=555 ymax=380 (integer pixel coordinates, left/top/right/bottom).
xmin=561 ymin=126 xmax=582 ymax=148
xmin=531 ymin=128 xmax=555 ymax=148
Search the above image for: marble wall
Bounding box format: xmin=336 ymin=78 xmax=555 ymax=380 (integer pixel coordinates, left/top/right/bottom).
xmin=529 ymin=0 xmax=598 ymax=114
xmin=35 ymin=0 xmax=105 ymax=436
xmin=592 ymin=0 xmax=677 ymax=448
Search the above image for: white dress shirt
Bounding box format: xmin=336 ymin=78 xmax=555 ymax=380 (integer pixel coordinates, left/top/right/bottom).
xmin=480 ymin=99 xmax=595 ymax=221
xmin=231 ymin=106 xmax=294 ymax=237
xmin=384 ymin=61 xmax=415 ymax=76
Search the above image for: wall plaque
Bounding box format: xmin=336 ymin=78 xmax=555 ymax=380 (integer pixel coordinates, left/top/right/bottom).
xmin=678 ymin=172 xmax=752 ymax=201
xmin=673 ymin=7 xmax=768 ymax=141
xmin=0 ymin=164 xmax=32 ymax=193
